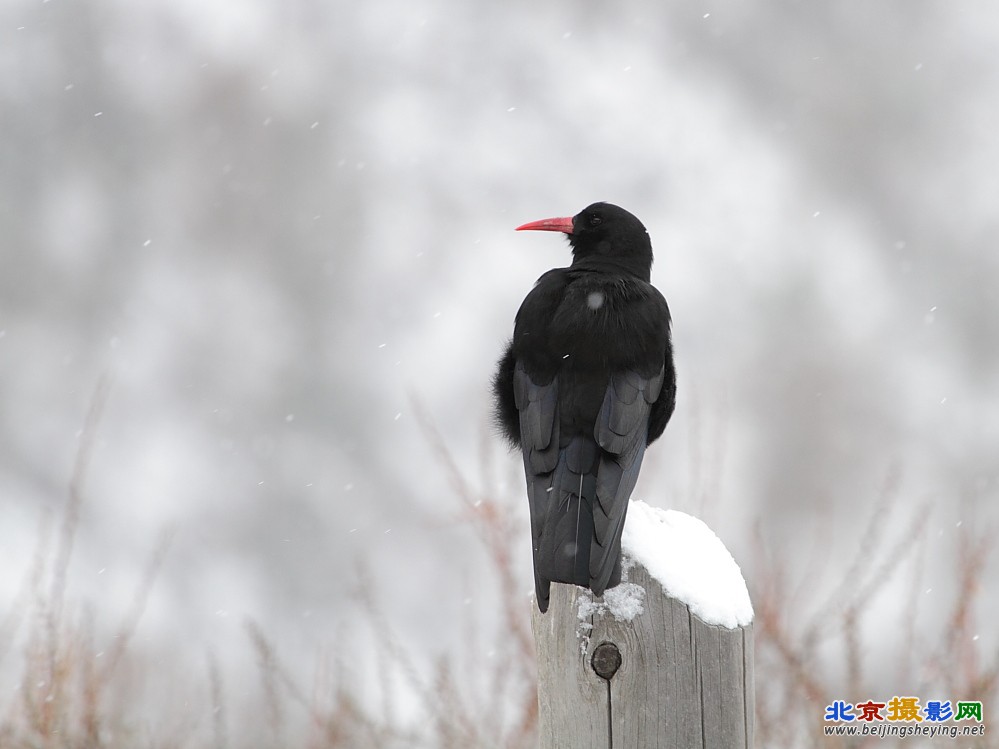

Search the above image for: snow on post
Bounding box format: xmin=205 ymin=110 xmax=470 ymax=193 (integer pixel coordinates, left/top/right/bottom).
xmin=531 ymin=500 xmax=755 ymax=749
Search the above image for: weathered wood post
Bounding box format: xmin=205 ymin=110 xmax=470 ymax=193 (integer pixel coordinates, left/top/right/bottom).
xmin=531 ymin=501 xmax=754 ymax=748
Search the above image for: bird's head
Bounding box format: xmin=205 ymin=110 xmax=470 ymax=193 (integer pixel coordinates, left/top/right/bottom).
xmin=516 ymin=202 xmax=653 ymax=280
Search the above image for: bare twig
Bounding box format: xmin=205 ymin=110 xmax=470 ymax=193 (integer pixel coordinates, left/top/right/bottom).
xmin=99 ymin=528 xmax=174 ymax=684
xmin=206 ymin=650 xmax=228 ymax=749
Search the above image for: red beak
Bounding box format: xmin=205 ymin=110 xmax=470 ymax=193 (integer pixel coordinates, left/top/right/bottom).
xmin=515 ymin=216 xmax=574 ymax=234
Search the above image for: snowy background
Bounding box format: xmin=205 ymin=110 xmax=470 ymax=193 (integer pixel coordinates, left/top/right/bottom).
xmin=2 ymin=0 xmax=998 ymax=738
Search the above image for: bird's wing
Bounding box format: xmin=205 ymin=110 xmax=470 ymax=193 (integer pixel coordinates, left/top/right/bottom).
xmin=590 ymin=367 xmax=666 ymax=595
xmin=646 ymin=343 xmax=677 ymax=444
xmin=512 ymin=361 xmax=560 ymax=611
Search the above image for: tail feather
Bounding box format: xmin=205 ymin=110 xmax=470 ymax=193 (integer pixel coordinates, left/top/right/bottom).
xmin=536 ymin=437 xmax=597 ymax=588
xmin=515 ymin=362 xmax=665 ymax=611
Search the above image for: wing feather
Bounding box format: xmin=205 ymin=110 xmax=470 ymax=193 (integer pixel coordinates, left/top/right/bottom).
xmin=588 ymin=365 xmax=665 ymax=595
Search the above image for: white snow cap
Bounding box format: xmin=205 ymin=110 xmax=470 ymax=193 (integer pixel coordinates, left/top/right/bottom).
xmin=621 ymin=500 xmax=754 ymax=629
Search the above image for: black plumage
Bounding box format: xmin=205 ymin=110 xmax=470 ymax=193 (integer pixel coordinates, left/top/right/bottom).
xmin=493 ymin=202 xmax=676 ymax=613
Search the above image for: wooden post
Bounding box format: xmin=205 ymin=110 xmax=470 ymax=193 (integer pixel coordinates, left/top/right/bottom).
xmin=531 ymin=559 xmax=754 ymax=748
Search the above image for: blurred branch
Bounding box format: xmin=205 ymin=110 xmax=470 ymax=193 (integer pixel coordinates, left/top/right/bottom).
xmin=98 ymin=528 xmax=174 ymax=684
xmin=408 ymin=394 xmax=536 ymax=681
xmin=47 ymin=376 xmax=111 ymax=677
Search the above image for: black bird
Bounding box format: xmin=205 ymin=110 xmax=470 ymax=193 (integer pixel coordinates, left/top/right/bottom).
xmin=493 ymin=202 xmax=676 ymax=613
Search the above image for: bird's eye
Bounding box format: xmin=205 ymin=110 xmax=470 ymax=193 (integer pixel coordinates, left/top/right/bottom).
xmin=588 ymin=215 xmax=602 ymax=227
